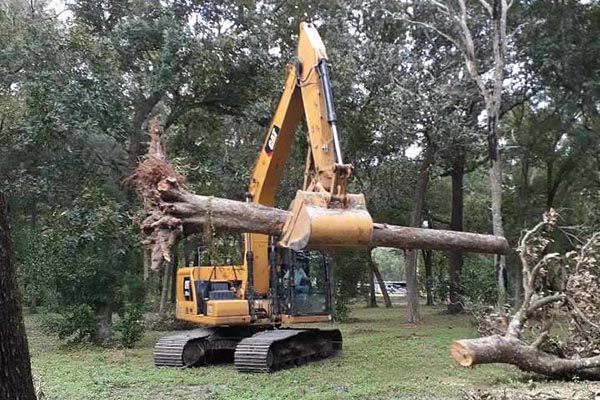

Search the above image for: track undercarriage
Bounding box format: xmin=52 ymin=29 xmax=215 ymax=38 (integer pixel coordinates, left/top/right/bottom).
xmin=153 ymin=327 xmax=342 ymax=372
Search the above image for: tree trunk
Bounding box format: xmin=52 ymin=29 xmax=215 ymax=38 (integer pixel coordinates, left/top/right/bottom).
xmin=450 ymin=335 xmax=600 ymax=380
xmin=326 ymin=252 xmax=336 ymax=314
xmin=128 ymin=94 xmax=162 ymax=173
xmin=371 ymin=256 xmax=392 ymax=308
xmin=137 ymin=178 xmax=509 ymax=271
xmin=423 ymin=249 xmax=434 ymax=306
xmin=491 ymin=156 xmax=507 ymax=307
xmin=441 ymin=0 xmax=510 ymax=310
xmin=507 ymin=252 xmax=522 ymax=308
xmin=406 ymin=142 xmax=435 ymax=323
xmin=159 ymin=259 xmax=173 ymax=315
xmin=91 ymin=303 xmax=113 ymax=345
xmin=27 ymin=205 xmax=38 ymax=314
xmin=143 ymin=248 xmax=150 ymax=281
xmin=170 ymin=248 xmax=178 ymax=303
xmin=367 ymin=254 xmax=377 ymax=308
xmin=184 ymin=237 xmax=201 ymax=266
xmin=0 ymin=193 xmax=36 ymax=400
xmin=448 ymin=162 xmax=464 ymax=314
xmin=489 ymin=0 xmax=509 ymax=310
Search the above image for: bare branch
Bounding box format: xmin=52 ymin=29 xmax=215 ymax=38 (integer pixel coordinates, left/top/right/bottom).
xmin=567 ymin=297 xmax=600 ymax=330
xmin=454 ymin=0 xmax=488 ymax=101
xmin=518 ymin=220 xmax=547 ymax=250
xmin=429 ymin=0 xmax=450 ymax=14
xmin=529 ymin=253 xmax=561 ymax=285
xmin=395 ymin=17 xmax=462 ymax=50
xmin=531 ymin=331 xmax=549 ymax=349
xmin=477 ymin=0 xmax=493 ymax=16
xmin=527 ymin=293 xmax=565 ymax=315
xmin=575 ymin=232 xmax=600 ymax=273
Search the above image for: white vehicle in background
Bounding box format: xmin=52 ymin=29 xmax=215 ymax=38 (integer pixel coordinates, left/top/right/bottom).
xmin=375 ymin=281 xmax=407 ymax=296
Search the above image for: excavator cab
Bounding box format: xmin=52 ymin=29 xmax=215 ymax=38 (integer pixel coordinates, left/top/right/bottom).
xmin=277 ymin=249 xmax=331 ymax=317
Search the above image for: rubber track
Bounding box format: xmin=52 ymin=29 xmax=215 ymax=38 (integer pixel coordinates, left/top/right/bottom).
xmin=234 ymin=329 xmax=342 ymax=373
xmin=154 ymin=328 xmax=213 ymax=367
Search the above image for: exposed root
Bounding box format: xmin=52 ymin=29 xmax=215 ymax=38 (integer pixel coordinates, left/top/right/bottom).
xmin=130 ymin=117 xmax=186 ymax=270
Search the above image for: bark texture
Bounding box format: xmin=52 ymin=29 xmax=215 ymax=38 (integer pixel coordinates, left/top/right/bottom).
xmin=367 ymin=252 xmax=377 ymax=308
xmin=451 ymin=335 xmax=600 ymax=380
xmin=448 ymin=163 xmax=464 ymax=314
xmin=423 ymin=249 xmax=434 ymax=306
xmin=91 ymin=303 xmax=113 ymax=345
xmin=132 ymin=118 xmax=509 ymax=269
xmin=405 ymin=142 xmax=435 ymax=323
xmin=0 ymin=193 xmax=36 ymax=400
xmin=371 ymin=257 xmax=392 ymax=308
xmin=138 ymin=185 xmax=509 ymax=271
xmin=159 ymin=259 xmax=173 ymax=315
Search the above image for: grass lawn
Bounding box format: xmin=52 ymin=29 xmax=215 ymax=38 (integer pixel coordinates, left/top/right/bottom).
xmin=27 ymin=305 xmax=599 ymax=399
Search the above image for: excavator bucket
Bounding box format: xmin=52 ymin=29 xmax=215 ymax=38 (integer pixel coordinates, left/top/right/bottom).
xmin=279 ymin=190 xmax=373 ymax=250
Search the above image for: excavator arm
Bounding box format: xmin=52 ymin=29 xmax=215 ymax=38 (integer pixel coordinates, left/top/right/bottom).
xmin=244 ymin=22 xmax=372 ymax=297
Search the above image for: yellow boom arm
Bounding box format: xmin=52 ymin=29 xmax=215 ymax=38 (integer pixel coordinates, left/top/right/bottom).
xmin=243 ymin=22 xmax=372 ymax=296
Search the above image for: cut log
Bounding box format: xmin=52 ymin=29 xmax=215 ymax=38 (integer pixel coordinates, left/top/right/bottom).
xmin=450 ymin=335 xmax=600 ymax=380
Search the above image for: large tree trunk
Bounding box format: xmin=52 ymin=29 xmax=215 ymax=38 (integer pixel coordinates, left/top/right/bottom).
xmin=448 ymin=161 xmax=464 ymax=314
xmin=0 ymin=193 xmax=36 ymax=400
xmin=405 ymin=142 xmax=435 ymax=323
xmin=491 ymin=155 xmax=507 ymax=307
xmin=139 ymin=180 xmax=509 ymax=270
xmin=132 ymin=119 xmax=509 ymax=273
xmin=91 ymin=302 xmax=113 ymax=345
xmin=128 ymin=94 xmax=162 ymax=174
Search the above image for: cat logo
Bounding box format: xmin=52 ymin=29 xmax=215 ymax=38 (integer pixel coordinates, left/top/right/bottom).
xmin=265 ymin=125 xmax=280 ymax=156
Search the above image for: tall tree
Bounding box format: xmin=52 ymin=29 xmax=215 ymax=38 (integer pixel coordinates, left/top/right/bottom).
xmin=406 ymin=0 xmax=514 ymax=306
xmin=406 ymin=137 xmax=436 ymax=322
xmin=0 ymin=193 xmax=36 ymax=400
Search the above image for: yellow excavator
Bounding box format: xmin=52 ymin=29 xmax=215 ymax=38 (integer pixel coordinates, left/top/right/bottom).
xmin=154 ymin=22 xmax=373 ymax=372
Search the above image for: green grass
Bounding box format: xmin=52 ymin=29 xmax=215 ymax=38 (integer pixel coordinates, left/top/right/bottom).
xmin=26 ymin=305 xmax=584 ymax=400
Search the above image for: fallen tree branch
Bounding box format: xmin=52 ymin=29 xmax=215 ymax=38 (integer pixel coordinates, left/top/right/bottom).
xmin=452 ymin=210 xmax=600 ymax=380
xmin=567 ymin=297 xmax=600 ymax=330
xmin=451 ymin=335 xmax=600 ymax=380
